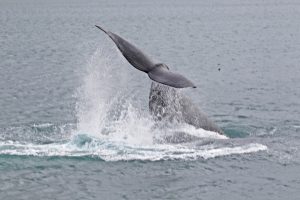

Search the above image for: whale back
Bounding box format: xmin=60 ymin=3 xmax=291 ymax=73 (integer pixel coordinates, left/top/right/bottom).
xmin=149 ymin=82 xmax=224 ymax=134
xmin=149 ymin=82 xmax=181 ymax=122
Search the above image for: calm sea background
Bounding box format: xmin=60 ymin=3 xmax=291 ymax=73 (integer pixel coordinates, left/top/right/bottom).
xmin=0 ymin=0 xmax=300 ymax=199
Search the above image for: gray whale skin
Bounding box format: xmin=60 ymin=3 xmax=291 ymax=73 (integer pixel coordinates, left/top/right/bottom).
xmin=95 ymin=25 xmax=224 ymax=135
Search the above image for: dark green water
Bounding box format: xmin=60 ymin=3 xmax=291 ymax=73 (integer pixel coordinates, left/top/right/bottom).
xmin=0 ymin=0 xmax=300 ymax=199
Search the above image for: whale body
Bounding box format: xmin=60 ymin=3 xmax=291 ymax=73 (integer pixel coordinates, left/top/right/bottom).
xmin=149 ymin=82 xmax=224 ymax=134
xmin=95 ymin=25 xmax=224 ymax=135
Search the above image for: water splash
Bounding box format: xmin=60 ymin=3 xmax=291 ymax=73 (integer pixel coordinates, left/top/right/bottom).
xmin=72 ymin=45 xmax=267 ymax=160
xmin=0 ymin=46 xmax=268 ymax=161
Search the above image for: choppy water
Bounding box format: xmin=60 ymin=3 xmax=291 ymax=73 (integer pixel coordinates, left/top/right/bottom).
xmin=1 ymin=0 xmax=300 ymax=199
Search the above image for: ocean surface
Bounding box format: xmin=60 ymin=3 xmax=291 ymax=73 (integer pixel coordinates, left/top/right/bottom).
xmin=1 ymin=0 xmax=300 ymax=199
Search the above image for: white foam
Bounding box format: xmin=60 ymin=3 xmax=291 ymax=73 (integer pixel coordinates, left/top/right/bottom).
xmin=166 ymin=123 xmax=228 ymax=140
xmin=31 ymin=123 xmax=54 ymax=128
xmin=0 ymin=137 xmax=267 ymax=161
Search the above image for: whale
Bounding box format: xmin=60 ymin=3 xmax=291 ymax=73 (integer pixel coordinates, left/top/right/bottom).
xmin=95 ymin=25 xmax=224 ymax=135
xmin=149 ymin=82 xmax=224 ymax=134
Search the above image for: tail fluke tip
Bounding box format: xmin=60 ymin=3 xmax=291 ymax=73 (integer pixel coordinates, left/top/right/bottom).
xmin=95 ymin=25 xmax=107 ymax=33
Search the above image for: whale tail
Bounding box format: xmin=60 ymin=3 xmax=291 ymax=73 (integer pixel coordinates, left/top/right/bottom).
xmin=95 ymin=25 xmax=107 ymax=34
xmin=148 ymin=64 xmax=196 ymax=88
xmin=95 ymin=25 xmax=196 ymax=89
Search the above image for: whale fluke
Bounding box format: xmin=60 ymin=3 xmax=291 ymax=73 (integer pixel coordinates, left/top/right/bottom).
xmin=95 ymin=25 xmax=196 ymax=88
xmin=95 ymin=25 xmax=108 ymax=34
xmin=148 ymin=64 xmax=196 ymax=88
